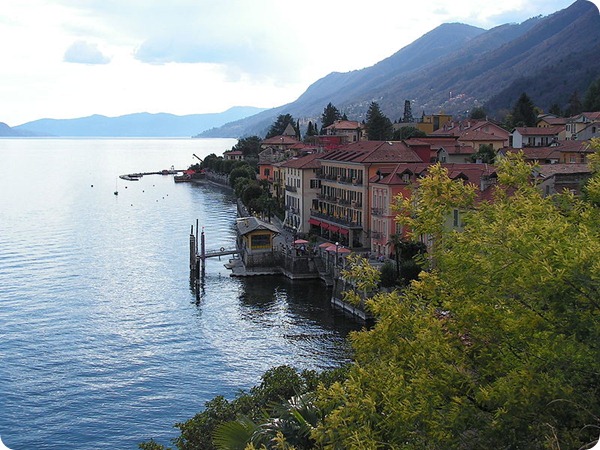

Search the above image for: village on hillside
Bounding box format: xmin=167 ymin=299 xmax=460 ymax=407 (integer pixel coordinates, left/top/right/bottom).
xmin=214 ymin=108 xmax=597 ymax=264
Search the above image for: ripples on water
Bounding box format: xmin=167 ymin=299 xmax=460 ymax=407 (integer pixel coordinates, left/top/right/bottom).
xmin=0 ymin=139 xmax=360 ymax=450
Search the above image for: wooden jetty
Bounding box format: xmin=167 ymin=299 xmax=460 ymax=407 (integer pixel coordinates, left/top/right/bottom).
xmin=189 ymin=220 xmax=239 ymax=292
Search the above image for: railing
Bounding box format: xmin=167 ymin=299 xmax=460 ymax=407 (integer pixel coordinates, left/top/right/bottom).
xmin=311 ymin=210 xmax=363 ymax=229
xmin=371 ymin=207 xmax=384 ymax=216
xmin=285 ymin=185 xmax=297 ymax=192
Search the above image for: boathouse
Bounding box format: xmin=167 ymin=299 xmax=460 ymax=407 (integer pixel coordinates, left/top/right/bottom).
xmin=236 ymin=217 xmax=280 ymax=268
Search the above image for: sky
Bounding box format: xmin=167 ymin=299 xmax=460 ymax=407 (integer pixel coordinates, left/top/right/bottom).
xmin=1 ymin=0 xmax=598 ymax=126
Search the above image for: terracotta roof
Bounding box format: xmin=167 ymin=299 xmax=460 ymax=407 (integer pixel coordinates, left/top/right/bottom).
xmin=513 ymin=125 xmax=563 ymax=136
xmin=505 ymin=140 xmax=593 ymax=159
xmin=319 ymin=141 xmax=423 ymax=164
xmin=507 ymin=147 xmax=562 ymax=161
xmin=280 ymin=152 xmax=322 ymax=169
xmin=458 ymin=129 xmax=507 ymax=142
xmin=535 ymin=164 xmax=592 ymax=178
xmin=370 ymin=163 xmax=497 ymax=187
xmin=538 ymin=116 xmax=568 ymax=126
xmin=324 ymin=120 xmax=362 ymax=130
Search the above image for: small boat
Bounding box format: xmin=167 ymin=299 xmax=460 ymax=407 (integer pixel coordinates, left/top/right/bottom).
xmin=119 ymin=174 xmax=141 ymax=181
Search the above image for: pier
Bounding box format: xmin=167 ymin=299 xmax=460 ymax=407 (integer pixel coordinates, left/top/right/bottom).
xmin=119 ymin=168 xmax=187 ymax=181
xmin=189 ymin=221 xmax=239 ymax=293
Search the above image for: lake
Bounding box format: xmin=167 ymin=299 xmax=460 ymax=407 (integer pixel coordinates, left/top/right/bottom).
xmin=0 ymin=138 xmax=360 ymax=450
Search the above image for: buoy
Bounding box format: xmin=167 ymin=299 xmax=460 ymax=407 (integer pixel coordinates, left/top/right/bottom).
xmin=114 ymin=191 xmax=118 ymax=196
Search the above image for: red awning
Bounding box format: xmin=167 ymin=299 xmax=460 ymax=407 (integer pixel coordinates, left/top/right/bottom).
xmin=308 ymin=218 xmax=321 ymax=226
xmin=329 ymin=225 xmax=340 ymax=233
xmin=339 ymin=228 xmax=349 ymax=235
xmin=320 ymin=222 xmax=330 ymax=230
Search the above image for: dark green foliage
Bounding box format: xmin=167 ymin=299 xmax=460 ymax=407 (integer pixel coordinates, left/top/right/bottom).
xmin=565 ymin=91 xmax=583 ymax=117
xmin=229 ymin=164 xmax=256 ymax=188
xmin=320 ymin=102 xmax=342 ymax=132
xmin=392 ymin=126 xmax=426 ymax=140
xmin=232 ymin=136 xmax=262 ymax=158
xmin=469 ymin=106 xmax=487 ymax=119
xmin=304 ymin=121 xmax=318 ymax=140
xmin=265 ymin=114 xmax=296 ymax=139
xmin=379 ymin=261 xmax=397 ymax=288
xmin=583 ymin=77 xmax=600 ymax=111
xmin=365 ymin=102 xmax=394 ymax=140
xmin=548 ymin=103 xmax=563 ymax=116
xmin=511 ymin=92 xmax=537 ymax=127
xmin=139 ymin=366 xmax=346 ymax=450
xmin=471 ymin=143 xmax=496 ymax=163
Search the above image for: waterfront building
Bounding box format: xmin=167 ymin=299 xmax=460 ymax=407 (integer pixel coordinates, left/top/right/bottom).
xmin=369 ymin=163 xmax=498 ymax=256
xmin=280 ymin=152 xmax=322 ymax=234
xmin=311 ymin=140 xmax=430 ymax=249
xmin=236 ymin=216 xmax=280 ymax=268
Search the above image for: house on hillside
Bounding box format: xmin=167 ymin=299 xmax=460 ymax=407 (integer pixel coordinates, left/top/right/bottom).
xmin=537 ymin=114 xmax=568 ymax=128
xmin=323 ymin=120 xmax=364 ymax=144
xmin=311 ymin=140 xmax=429 ymax=248
xmin=534 ymin=164 xmax=593 ymax=197
xmin=511 ymin=126 xmax=565 ymax=148
xmin=566 ymin=112 xmax=600 ymax=140
xmin=369 ymin=163 xmax=497 ymax=256
xmin=223 ymin=150 xmax=243 ymax=161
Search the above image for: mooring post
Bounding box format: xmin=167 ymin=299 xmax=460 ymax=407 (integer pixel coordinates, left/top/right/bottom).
xmin=189 ymin=224 xmax=196 ymax=273
xmin=200 ymin=228 xmax=206 ymax=276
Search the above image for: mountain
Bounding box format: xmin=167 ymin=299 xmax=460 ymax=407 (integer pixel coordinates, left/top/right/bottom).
xmin=0 ymin=122 xmax=40 ymax=137
xmin=201 ymin=0 xmax=600 ymax=138
xmin=12 ymin=106 xmax=266 ymax=137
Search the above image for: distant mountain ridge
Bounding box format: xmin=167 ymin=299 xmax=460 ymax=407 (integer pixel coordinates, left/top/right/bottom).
xmin=201 ymin=0 xmax=600 ymax=138
xmin=10 ymin=107 xmax=266 ymax=137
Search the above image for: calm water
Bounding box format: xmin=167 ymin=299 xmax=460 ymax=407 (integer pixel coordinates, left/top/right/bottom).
xmin=0 ymin=139 xmax=359 ymax=450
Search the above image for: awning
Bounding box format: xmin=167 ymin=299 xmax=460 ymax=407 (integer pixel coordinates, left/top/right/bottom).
xmin=339 ymin=228 xmax=349 ymax=235
xmin=329 ymin=225 xmax=340 ymax=233
xmin=308 ymin=218 xmax=321 ymax=226
xmin=320 ymin=223 xmax=330 ymax=230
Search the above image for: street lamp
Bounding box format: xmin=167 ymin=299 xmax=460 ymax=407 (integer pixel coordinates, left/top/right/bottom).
xmin=335 ymin=241 xmax=340 ymax=267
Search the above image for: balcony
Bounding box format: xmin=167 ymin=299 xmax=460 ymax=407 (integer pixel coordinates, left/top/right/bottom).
xmin=285 ymin=185 xmax=297 ymax=192
xmin=311 ymin=209 xmax=363 ymax=229
xmin=371 ymin=207 xmax=384 ymax=216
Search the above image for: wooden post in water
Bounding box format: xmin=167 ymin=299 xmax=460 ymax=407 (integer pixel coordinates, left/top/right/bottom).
xmin=189 ymin=225 xmax=196 ymax=272
xmin=200 ymin=228 xmax=206 ymax=276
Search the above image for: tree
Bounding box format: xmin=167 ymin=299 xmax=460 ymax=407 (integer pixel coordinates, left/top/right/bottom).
xmin=364 ymin=102 xmax=394 ymax=140
xmin=320 ymin=102 xmax=342 ymax=133
xmin=548 ymin=103 xmax=563 ymax=117
xmin=565 ymin=91 xmax=583 ymax=117
xmin=511 ymin=92 xmax=537 ymax=127
xmin=583 ymin=77 xmax=600 ymax=112
xmin=470 ymin=143 xmax=496 ymax=163
xmin=469 ymin=106 xmax=487 ymax=120
xmin=313 ymin=150 xmax=600 ymax=449
xmin=265 ymin=114 xmax=296 ymax=139
xmin=232 ymin=136 xmax=262 ymax=158
xmin=304 ymin=121 xmax=318 ymax=140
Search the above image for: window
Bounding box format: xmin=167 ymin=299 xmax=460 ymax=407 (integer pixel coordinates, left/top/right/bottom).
xmin=453 ymin=209 xmax=460 ymax=227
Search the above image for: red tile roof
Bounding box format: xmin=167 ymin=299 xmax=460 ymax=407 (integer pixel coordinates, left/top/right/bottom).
xmin=319 ymin=141 xmax=423 ymax=164
xmin=513 ymin=125 xmax=563 ymax=136
xmin=280 ymin=152 xmax=322 ymax=169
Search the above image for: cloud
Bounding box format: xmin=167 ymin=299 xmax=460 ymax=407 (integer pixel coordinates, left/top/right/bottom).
xmin=64 ymin=40 xmax=111 ymax=64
